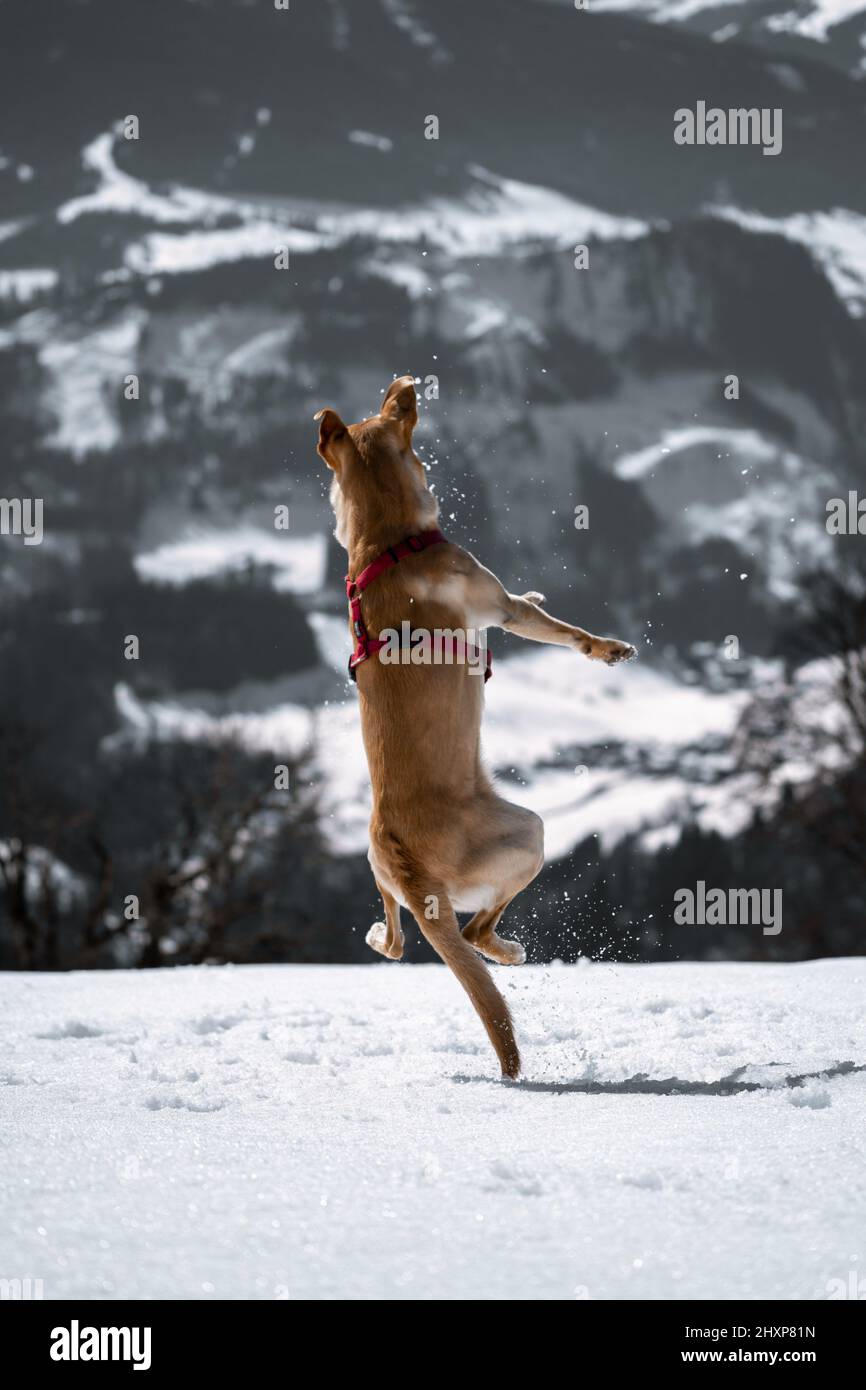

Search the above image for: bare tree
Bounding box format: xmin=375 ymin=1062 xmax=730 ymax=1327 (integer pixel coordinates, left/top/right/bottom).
xmin=736 ymin=557 xmax=866 ymax=873
xmin=0 ymin=729 xmax=320 ymax=969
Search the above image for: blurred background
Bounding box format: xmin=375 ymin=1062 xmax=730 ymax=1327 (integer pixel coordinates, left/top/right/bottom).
xmin=1 ymin=0 xmax=865 ymax=969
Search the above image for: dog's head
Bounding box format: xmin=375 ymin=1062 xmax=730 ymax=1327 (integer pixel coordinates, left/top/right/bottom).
xmin=315 ymin=376 xmax=438 ymax=549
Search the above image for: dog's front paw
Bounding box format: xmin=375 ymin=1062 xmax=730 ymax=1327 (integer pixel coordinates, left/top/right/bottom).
xmin=521 ymin=590 xmax=546 ymax=607
xmin=587 ymin=637 xmax=637 ymax=665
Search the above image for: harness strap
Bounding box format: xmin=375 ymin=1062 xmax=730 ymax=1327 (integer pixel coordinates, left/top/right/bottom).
xmin=351 ymin=528 xmax=446 ymax=595
xmin=345 ymin=530 xmax=492 ymax=683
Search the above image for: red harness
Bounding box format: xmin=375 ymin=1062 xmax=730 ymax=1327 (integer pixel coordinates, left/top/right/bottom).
xmin=345 ymin=528 xmax=493 ymax=683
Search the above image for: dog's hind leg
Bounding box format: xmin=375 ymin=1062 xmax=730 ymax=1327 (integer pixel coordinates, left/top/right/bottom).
xmin=463 ymin=900 xmax=525 ymax=965
xmin=461 ymin=805 xmax=543 ymax=965
xmin=366 ymin=879 xmax=404 ymax=960
xmin=379 ymin=847 xmax=520 ymax=1078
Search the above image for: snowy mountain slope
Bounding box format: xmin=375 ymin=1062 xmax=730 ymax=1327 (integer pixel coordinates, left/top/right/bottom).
xmin=3 ymin=0 xmax=865 ymax=224
xmin=536 ymin=0 xmax=866 ymax=77
xmin=109 ymin=638 xmax=858 ymax=864
xmin=708 ymin=203 xmax=866 ymax=315
xmin=110 ymin=642 xmax=754 ymax=858
xmin=1 ymin=960 xmax=863 ymax=1299
xmin=2 ymin=0 xmax=865 ymax=970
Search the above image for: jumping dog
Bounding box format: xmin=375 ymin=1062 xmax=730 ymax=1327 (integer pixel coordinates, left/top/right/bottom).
xmin=316 ymin=377 xmax=636 ymax=1077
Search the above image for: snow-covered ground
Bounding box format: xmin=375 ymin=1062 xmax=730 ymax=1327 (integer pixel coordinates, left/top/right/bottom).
xmin=1 ymin=959 xmax=863 ymax=1300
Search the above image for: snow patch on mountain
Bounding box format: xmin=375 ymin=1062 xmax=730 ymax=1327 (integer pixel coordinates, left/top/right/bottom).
xmin=58 ymin=133 xmax=218 ymax=227
xmin=348 ymin=129 xmax=394 ymax=152
xmin=0 ymin=268 xmax=58 ymax=301
xmin=764 ymin=0 xmax=866 ymax=42
xmin=614 ymin=427 xmax=836 ymax=600
xmin=614 ymin=426 xmax=777 ymax=481
xmin=117 ymin=159 xmax=650 ymax=272
xmin=709 ymin=205 xmax=866 ymax=316
xmin=39 ymin=314 xmax=144 ymax=456
xmin=588 ymin=0 xmax=745 ymax=16
xmin=558 ymin=0 xmax=866 ymax=45
xmin=134 ymin=530 xmax=327 ymax=592
xmin=381 ymin=0 xmax=453 ymax=62
xmin=313 ymin=165 xmax=650 ymax=256
xmin=126 ymin=223 xmax=329 ymax=276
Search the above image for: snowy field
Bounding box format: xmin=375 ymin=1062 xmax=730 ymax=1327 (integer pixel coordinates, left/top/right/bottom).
xmin=1 ymin=959 xmax=864 ymax=1301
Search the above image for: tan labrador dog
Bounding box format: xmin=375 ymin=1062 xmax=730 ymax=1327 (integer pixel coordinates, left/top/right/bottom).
xmin=316 ymin=376 xmax=635 ymax=1078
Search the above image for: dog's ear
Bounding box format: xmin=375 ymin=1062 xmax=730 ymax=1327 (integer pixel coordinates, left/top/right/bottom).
xmin=380 ymin=375 xmax=418 ymax=447
xmin=314 ymin=408 xmax=354 ymax=471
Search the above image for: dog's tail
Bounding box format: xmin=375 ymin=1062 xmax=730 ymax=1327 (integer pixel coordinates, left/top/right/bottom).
xmin=395 ymin=859 xmax=520 ymax=1079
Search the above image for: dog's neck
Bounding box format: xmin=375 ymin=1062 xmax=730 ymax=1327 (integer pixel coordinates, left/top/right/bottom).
xmin=334 ymin=474 xmax=440 ymax=577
